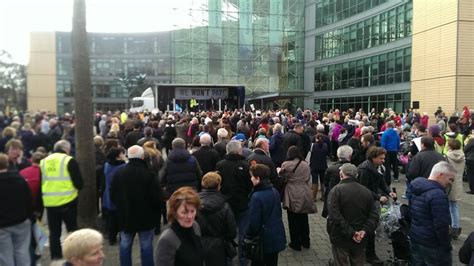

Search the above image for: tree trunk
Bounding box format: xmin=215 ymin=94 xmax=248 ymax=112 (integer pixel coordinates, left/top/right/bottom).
xmin=71 ymin=0 xmax=97 ymax=228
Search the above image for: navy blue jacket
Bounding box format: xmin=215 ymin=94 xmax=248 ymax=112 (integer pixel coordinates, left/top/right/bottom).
xmin=380 ymin=128 xmax=400 ymax=152
xmin=246 ymin=182 xmax=286 ymax=254
xmin=309 ymin=142 xmax=329 ymax=171
xmin=269 ymin=132 xmax=285 ymax=166
xmin=409 ymin=177 xmax=451 ymax=251
xmin=159 ymin=148 xmax=202 ymax=196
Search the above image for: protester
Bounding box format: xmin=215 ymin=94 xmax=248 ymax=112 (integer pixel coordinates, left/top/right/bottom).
xmin=102 ymin=147 xmax=126 ymax=245
xmin=41 ymin=140 xmax=82 ymax=260
xmin=111 ymin=145 xmax=162 ymax=266
xmin=280 ymin=146 xmax=316 ymax=251
xmin=159 ymin=138 xmax=202 ymax=195
xmin=358 ymin=146 xmax=396 ymax=264
xmin=309 ymin=133 xmax=329 ymax=201
xmin=196 ymin=172 xmax=237 ymax=266
xmin=155 ymin=187 xmax=204 ymax=266
xmin=193 ymin=134 xmax=220 ymax=175
xmin=327 ymin=163 xmax=379 ymax=266
xmin=246 ymin=164 xmax=286 ymax=266
xmin=215 ymin=140 xmax=252 ymax=266
xmin=0 ymin=153 xmax=33 ymax=266
xmin=409 ymin=161 xmax=455 ymax=265
xmin=380 ymin=121 xmax=400 ymax=185
xmin=62 ymin=229 xmax=105 ymax=266
xmin=445 ymin=139 xmax=465 ymax=240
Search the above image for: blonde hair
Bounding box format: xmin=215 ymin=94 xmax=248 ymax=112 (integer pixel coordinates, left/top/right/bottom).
xmin=62 ymin=229 xmax=103 ymax=261
xmin=1 ymin=126 xmax=16 ymax=138
xmin=201 ymin=172 xmax=222 ymax=189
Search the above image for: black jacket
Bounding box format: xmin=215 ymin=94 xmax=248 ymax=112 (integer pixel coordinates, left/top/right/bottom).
xmin=125 ymin=130 xmax=144 ymax=149
xmin=464 ymin=138 xmax=474 ymax=162
xmin=193 ymin=146 xmax=220 ymax=175
xmin=358 ymin=160 xmax=390 ymax=201
xmin=0 ymin=171 xmax=32 ymax=228
xmin=110 ymin=158 xmax=162 ymax=233
xmin=269 ymin=132 xmax=286 ymax=167
xmin=327 ymin=177 xmax=379 ymax=249
xmin=159 ymin=148 xmax=202 ymax=196
xmin=196 ymin=189 xmax=237 ymax=266
xmin=214 ymin=140 xmax=229 ymax=160
xmin=406 ymin=149 xmax=446 ymax=181
xmin=247 ymin=149 xmax=281 ymax=190
xmin=215 ymin=154 xmax=252 ymax=214
xmin=459 ymin=231 xmax=474 ymax=265
xmin=282 ymin=130 xmax=302 ymax=155
xmin=309 ymin=142 xmax=329 ymax=171
xmin=322 ymin=159 xmax=350 ymax=218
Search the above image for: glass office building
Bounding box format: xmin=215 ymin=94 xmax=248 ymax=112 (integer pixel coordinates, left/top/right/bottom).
xmin=305 ymin=0 xmax=412 ymax=113
xmin=31 ymin=0 xmax=306 ymax=113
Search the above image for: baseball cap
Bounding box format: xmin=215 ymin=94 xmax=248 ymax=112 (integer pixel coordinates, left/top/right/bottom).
xmin=232 ymin=133 xmax=246 ymax=142
xmin=339 ymin=163 xmax=358 ymax=178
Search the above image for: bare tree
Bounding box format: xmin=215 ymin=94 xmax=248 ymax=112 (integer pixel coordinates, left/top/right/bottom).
xmin=72 ymin=0 xmax=97 ymax=227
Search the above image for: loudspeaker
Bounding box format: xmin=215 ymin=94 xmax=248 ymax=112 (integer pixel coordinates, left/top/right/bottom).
xmin=412 ymin=101 xmax=420 ymax=109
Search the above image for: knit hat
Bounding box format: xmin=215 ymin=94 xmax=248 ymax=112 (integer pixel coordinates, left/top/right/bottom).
xmin=429 ymin=124 xmax=441 ymax=136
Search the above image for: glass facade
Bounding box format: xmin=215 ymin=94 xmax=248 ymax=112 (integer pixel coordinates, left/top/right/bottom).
xmin=314 ymin=47 xmax=411 ymax=91
xmin=314 ymin=92 xmax=410 ymax=113
xmin=315 ymin=0 xmax=389 ymax=28
xmin=55 ymin=0 xmax=305 ymax=113
xmin=315 ymin=1 xmax=412 ymax=59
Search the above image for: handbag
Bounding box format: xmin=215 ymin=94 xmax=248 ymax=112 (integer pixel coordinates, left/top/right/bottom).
xmin=243 ymin=190 xmax=277 ymax=261
xmin=305 ymin=143 xmax=314 ymax=163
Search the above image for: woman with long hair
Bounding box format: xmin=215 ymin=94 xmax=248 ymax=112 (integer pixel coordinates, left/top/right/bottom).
xmin=280 ymin=146 xmax=316 ymax=251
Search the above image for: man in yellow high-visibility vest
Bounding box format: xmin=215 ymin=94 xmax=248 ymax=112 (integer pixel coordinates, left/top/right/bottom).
xmin=41 ymin=140 xmax=83 ymax=260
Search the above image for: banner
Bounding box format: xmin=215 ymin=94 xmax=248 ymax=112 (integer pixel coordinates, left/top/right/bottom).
xmin=175 ymin=87 xmax=228 ymax=100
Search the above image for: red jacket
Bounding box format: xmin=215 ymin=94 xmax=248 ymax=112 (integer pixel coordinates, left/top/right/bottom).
xmin=19 ymin=164 xmax=42 ymax=213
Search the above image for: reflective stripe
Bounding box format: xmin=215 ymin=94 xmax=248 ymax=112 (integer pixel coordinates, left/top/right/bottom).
xmin=43 ymin=190 xmax=76 ymax=196
xmin=42 ymin=176 xmax=72 ymax=181
xmin=59 ymin=155 xmax=67 ymax=178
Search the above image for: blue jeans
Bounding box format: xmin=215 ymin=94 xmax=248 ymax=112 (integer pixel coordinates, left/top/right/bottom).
xmin=0 ymin=219 xmax=31 ymax=266
xmin=411 ymin=241 xmax=452 ymax=266
xmin=235 ymin=210 xmax=249 ymax=266
xmin=120 ymin=229 xmax=154 ymax=266
xmin=449 ymin=201 xmax=460 ymax=229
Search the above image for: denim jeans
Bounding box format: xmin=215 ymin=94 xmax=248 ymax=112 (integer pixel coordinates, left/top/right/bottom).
xmin=449 ymin=201 xmax=460 ymax=229
xmin=235 ymin=210 xmax=250 ymax=266
xmin=411 ymin=241 xmax=452 ymax=266
xmin=120 ymin=229 xmax=154 ymax=266
xmin=0 ymin=219 xmax=31 ymax=266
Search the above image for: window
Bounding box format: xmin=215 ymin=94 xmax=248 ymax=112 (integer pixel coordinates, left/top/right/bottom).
xmin=314 ymin=3 xmax=412 ymax=59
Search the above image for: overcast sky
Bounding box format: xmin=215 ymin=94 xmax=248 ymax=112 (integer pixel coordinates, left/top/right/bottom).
xmin=0 ymin=0 xmax=212 ymax=64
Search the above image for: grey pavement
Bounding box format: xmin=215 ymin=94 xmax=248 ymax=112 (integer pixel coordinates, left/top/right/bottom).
xmin=40 ymin=173 xmax=474 ymax=265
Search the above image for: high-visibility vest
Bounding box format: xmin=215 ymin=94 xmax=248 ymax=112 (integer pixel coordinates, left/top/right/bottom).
xmin=443 ymin=133 xmax=464 ymax=154
xmin=41 ymin=153 xmax=78 ymax=207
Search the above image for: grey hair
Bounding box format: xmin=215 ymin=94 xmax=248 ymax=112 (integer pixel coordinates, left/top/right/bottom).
xmin=337 ymin=145 xmax=353 ymax=161
xmin=199 ymin=134 xmax=212 ymax=146
xmin=316 ymin=124 xmax=325 ymax=132
xmin=226 ymin=140 xmax=242 ymax=155
xmin=217 ymin=128 xmax=228 ymax=140
xmin=386 ymin=121 xmax=395 ymax=128
xmin=430 ymin=161 xmax=456 ymax=177
xmin=127 ymin=145 xmax=144 ymax=159
xmin=273 ymin=123 xmax=282 ymax=133
xmin=54 ymin=140 xmax=71 ymax=153
xmin=172 ymin=138 xmax=186 ymax=149
xmin=254 ymin=138 xmax=269 ymax=148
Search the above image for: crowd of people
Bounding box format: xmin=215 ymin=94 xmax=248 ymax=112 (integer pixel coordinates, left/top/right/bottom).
xmin=1 ymin=105 xmax=474 ymax=266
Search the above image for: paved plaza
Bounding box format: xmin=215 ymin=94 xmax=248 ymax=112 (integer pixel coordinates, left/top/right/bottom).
xmin=41 ymin=173 xmax=474 ymax=265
